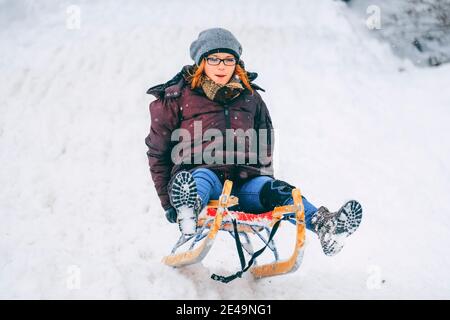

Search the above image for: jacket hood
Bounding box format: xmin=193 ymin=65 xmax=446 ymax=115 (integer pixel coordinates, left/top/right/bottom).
xmin=146 ymin=60 xmax=265 ymax=99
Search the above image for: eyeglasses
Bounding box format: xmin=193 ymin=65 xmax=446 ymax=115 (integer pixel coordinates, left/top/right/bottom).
xmin=205 ymin=57 xmax=237 ymax=66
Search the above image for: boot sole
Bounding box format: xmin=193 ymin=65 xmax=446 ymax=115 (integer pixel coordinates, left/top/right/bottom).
xmin=322 ymin=200 xmax=363 ymax=256
xmin=170 ymin=171 xmax=198 ymax=209
xmin=336 ymin=200 xmax=363 ymax=236
xmin=169 ymin=171 xmax=198 ymax=236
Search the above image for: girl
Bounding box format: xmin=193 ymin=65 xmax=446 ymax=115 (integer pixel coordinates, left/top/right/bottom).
xmin=145 ymin=28 xmax=362 ymax=256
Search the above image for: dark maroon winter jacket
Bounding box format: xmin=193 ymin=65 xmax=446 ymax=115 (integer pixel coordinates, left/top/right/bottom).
xmin=145 ymin=65 xmax=274 ymax=210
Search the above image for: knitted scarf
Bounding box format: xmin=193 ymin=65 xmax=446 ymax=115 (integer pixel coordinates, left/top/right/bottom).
xmin=181 ymin=64 xmax=246 ymax=104
xmin=199 ymin=74 xmax=245 ymax=104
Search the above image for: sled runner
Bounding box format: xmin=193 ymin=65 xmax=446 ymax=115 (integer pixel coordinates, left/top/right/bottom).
xmin=162 ymin=179 xmax=306 ymax=282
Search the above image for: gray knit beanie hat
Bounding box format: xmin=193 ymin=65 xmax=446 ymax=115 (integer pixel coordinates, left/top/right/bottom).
xmin=190 ymin=27 xmax=242 ymax=66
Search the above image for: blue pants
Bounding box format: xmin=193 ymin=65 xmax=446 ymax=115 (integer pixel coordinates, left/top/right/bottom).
xmin=191 ymin=168 xmax=318 ymax=231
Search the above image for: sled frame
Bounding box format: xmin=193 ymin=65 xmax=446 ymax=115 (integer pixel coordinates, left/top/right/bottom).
xmin=162 ymin=180 xmax=233 ymax=267
xmin=162 ymin=180 xmax=306 ymax=279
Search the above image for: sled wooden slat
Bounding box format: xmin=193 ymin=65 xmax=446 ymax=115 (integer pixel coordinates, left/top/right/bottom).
xmin=206 ymin=196 xmax=239 ymax=209
xmin=250 ymin=188 xmax=306 ymax=278
xmin=162 ymin=180 xmax=233 ymax=267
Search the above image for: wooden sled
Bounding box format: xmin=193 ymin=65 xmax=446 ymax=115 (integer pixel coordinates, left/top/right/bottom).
xmin=162 ymin=179 xmax=306 ymax=280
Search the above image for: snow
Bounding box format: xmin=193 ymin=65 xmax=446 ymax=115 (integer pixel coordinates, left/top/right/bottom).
xmin=347 ymin=0 xmax=450 ymax=66
xmin=177 ymin=206 xmax=197 ymax=236
xmin=1 ymin=0 xmax=450 ymax=299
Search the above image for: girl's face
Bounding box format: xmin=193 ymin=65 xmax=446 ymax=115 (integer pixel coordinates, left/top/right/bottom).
xmin=203 ymin=52 xmax=236 ymax=85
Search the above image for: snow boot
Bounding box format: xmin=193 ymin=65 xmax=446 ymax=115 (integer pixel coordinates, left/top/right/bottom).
xmin=169 ymin=171 xmax=203 ymax=236
xmin=311 ymin=200 xmax=362 ymax=256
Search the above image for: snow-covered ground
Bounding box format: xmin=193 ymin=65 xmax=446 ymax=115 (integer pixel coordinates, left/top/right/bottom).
xmin=1 ymin=0 xmax=450 ymax=299
xmin=348 ymin=0 xmax=450 ymax=66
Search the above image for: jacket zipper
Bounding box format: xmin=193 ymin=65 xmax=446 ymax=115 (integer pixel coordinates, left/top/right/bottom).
xmin=223 ymin=104 xmax=231 ymax=129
